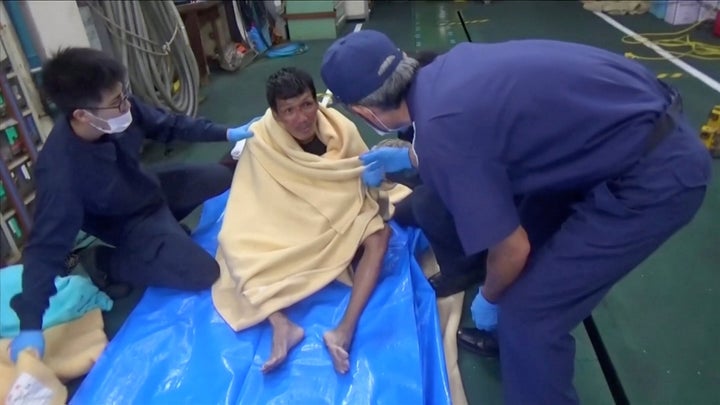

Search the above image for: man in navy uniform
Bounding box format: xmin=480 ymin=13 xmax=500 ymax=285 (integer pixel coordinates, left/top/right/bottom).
xmin=9 ymin=47 xmax=257 ymax=362
xmin=321 ymin=30 xmax=711 ymax=404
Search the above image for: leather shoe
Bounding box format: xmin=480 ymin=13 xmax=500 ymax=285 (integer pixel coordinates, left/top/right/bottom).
xmin=428 ymin=269 xmax=485 ymax=297
xmin=79 ymin=245 xmax=132 ymax=300
xmin=457 ymin=327 xmax=499 ymax=357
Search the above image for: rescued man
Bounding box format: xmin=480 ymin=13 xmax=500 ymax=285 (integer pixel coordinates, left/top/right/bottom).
xmin=212 ymin=67 xmax=393 ymax=374
xmin=8 ymin=47 xmax=256 ymax=362
xmin=321 ymin=30 xmax=712 ymax=404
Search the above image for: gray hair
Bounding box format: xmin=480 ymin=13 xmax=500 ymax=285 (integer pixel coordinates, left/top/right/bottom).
xmin=356 ymin=56 xmax=419 ymax=110
xmin=373 ymin=138 xmax=412 ymax=149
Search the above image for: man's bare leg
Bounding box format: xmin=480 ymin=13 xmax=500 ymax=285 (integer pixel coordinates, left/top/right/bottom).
xmin=262 ymin=311 xmax=305 ymax=373
xmin=324 ymin=225 xmax=390 ymax=373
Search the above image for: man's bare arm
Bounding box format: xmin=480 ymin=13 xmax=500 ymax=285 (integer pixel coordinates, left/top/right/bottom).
xmin=482 ymin=225 xmax=531 ymax=302
xmin=337 ymin=225 xmax=391 ymax=335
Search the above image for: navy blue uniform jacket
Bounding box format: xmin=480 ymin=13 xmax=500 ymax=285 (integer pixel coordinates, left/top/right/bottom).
xmin=11 ymin=97 xmax=228 ymax=330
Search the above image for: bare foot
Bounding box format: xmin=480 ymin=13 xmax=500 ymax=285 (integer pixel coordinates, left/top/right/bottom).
xmin=323 ymin=328 xmax=353 ymax=374
xmin=261 ymin=313 xmax=305 ymax=373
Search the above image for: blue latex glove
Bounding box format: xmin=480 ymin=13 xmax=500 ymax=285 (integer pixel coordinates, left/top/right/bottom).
xmin=471 ymin=288 xmax=498 ymax=331
xmin=227 ymin=116 xmax=262 ymax=142
xmin=359 ymin=147 xmax=413 ymax=174
xmin=361 ymin=161 xmax=385 ymax=187
xmin=9 ymin=330 xmax=45 ymax=362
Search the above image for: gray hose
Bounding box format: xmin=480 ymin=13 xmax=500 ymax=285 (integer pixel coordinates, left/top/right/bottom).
xmin=89 ymin=0 xmax=199 ymax=117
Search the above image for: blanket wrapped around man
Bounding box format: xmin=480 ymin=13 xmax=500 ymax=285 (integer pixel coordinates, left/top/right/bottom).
xmin=211 ymin=105 xmax=410 ymax=331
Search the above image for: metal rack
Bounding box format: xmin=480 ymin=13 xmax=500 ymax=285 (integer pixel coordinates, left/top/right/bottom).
xmin=0 ymin=27 xmax=44 ymax=267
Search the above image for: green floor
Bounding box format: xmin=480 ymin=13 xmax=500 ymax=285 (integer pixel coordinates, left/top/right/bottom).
xmin=75 ymin=1 xmax=719 ymax=403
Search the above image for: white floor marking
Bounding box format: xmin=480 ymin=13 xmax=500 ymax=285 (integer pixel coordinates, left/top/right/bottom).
xmin=593 ymin=11 xmax=720 ymax=94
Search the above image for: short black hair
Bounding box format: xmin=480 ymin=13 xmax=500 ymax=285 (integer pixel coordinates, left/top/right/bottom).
xmin=41 ymin=47 xmax=127 ymax=114
xmin=265 ymin=67 xmax=317 ymax=111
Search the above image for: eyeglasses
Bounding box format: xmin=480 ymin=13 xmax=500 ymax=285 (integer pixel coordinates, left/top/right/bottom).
xmin=78 ymin=83 xmax=131 ymax=113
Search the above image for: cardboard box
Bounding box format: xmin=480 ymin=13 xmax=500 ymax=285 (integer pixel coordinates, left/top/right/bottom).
xmin=664 ymin=0 xmax=701 ymax=24
xmin=698 ymin=0 xmax=720 ymax=21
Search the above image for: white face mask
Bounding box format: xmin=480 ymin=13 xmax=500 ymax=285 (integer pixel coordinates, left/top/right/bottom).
xmin=88 ymin=109 xmax=133 ymax=134
xmin=370 ymin=125 xmax=393 ymax=136
xmin=366 ymin=110 xmax=409 ymax=136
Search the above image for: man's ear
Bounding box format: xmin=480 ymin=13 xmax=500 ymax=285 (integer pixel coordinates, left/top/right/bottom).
xmin=72 ymin=109 xmax=91 ymax=124
xmin=350 ymin=105 xmax=372 ymax=121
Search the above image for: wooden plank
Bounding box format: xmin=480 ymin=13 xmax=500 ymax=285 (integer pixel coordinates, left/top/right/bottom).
xmin=285 ymin=11 xmax=336 ymax=21
xmin=0 ymin=5 xmax=52 ymax=141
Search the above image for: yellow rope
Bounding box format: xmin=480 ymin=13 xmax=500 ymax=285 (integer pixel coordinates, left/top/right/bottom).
xmin=622 ymin=21 xmax=720 ymax=61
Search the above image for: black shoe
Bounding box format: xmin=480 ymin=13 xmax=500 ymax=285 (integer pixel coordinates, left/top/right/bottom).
xmin=78 ymin=245 xmax=133 ymax=300
xmin=457 ymin=327 xmax=499 ymax=358
xmin=64 ymin=253 xmax=79 ymax=274
xmin=101 ymin=283 xmax=133 ymax=300
xmin=78 ymin=246 xmax=111 ymax=288
xmin=428 ymin=270 xmax=485 ymax=298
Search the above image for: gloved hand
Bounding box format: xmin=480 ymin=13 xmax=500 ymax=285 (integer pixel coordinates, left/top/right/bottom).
xmin=361 ymin=161 xmax=385 ymax=187
xmin=471 ymin=288 xmax=498 ymax=331
xmin=9 ymin=330 xmax=45 ymax=362
xmin=359 ymin=147 xmax=413 ymax=174
xmin=227 ymin=116 xmax=262 ymax=142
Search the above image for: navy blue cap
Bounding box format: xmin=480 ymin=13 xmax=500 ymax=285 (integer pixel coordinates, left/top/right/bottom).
xmin=321 ymin=30 xmax=403 ymax=104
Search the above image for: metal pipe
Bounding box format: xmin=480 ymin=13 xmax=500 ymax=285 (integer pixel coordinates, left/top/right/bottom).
xmin=0 ymin=149 xmax=31 ymax=234
xmin=457 ymin=10 xmax=472 ymax=43
xmin=0 ymin=70 xmax=37 ymax=162
xmin=2 ymin=1 xmax=42 ymax=69
xmin=0 ymin=71 xmax=33 ymax=233
xmin=584 ymin=316 xmax=630 ymax=405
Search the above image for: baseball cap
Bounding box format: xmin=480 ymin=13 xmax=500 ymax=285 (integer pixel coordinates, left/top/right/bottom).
xmin=321 ymin=30 xmax=403 ymax=104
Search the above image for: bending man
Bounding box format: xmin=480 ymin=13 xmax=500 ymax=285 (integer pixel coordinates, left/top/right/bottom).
xmin=320 ymin=30 xmax=711 ymax=404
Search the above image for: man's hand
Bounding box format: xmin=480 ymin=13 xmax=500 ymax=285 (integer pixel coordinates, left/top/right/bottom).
xmin=469 ymin=226 xmax=530 ymax=332
xmin=227 ymin=116 xmax=262 ymax=142
xmin=9 ymin=330 xmax=45 ymax=362
xmin=471 ymin=288 xmax=498 ymax=331
xmin=361 ymin=161 xmax=385 ymax=187
xmin=359 ymin=147 xmax=413 ymax=174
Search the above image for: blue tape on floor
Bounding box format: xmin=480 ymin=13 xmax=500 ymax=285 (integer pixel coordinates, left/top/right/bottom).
xmin=71 ymin=190 xmax=451 ymax=404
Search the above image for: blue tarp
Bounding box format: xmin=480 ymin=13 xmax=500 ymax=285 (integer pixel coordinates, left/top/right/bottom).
xmin=71 ymin=190 xmax=451 ymax=404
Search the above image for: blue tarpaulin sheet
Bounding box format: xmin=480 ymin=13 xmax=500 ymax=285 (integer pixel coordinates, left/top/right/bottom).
xmin=71 ymin=190 xmax=451 ymax=404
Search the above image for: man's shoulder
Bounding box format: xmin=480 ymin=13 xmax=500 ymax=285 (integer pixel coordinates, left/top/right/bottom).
xmin=37 ymin=121 xmax=69 ymax=158
xmin=34 ymin=126 xmax=77 ymax=186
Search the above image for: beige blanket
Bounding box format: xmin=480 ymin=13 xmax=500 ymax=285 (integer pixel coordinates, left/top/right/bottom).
xmin=212 ymin=105 xmax=410 ymax=331
xmin=211 ymin=105 xmax=466 ymax=403
xmin=0 ymin=309 xmax=108 ymax=404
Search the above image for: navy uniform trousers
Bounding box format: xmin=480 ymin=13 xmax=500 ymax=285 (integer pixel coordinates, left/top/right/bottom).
xmin=87 ymin=163 xmax=233 ymax=290
xmin=393 ymin=184 xmax=487 ymax=277
xmin=391 ymin=124 xmax=487 ymax=278
xmin=499 ymin=98 xmax=711 ymax=404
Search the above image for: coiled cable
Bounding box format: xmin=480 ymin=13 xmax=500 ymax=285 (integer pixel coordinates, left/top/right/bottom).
xmin=88 ymin=0 xmax=199 ymax=116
